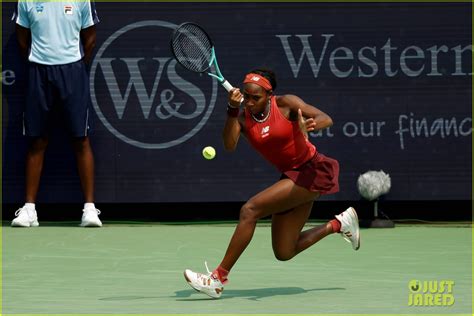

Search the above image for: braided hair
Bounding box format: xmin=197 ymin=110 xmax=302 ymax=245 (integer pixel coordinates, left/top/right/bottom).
xmin=248 ymin=68 xmax=277 ymax=91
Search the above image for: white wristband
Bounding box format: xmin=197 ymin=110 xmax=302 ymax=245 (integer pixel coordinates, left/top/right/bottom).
xmin=228 ymin=102 xmax=240 ymax=109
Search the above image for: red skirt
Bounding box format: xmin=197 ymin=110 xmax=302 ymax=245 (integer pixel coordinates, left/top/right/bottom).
xmin=281 ymin=153 xmax=340 ymax=195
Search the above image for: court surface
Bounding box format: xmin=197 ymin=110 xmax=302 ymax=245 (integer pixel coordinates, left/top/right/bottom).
xmin=2 ymin=222 xmax=472 ymax=315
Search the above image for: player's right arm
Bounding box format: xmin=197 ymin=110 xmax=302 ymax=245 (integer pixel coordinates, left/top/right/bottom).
xmin=15 ymin=0 xmax=31 ymax=60
xmin=222 ymin=88 xmax=243 ymax=151
xmin=15 ymin=0 xmax=30 ymax=60
xmin=16 ymin=24 xmax=30 ymax=60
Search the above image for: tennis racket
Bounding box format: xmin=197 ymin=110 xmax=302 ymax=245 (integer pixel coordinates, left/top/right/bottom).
xmin=170 ymin=22 xmax=235 ymax=92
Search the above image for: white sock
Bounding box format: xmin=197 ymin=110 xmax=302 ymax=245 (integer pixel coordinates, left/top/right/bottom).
xmin=24 ymin=203 xmax=35 ymax=211
xmin=84 ymin=203 xmax=95 ymax=210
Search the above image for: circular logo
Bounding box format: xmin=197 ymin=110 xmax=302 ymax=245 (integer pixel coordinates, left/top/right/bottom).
xmin=409 ymin=280 xmax=421 ymax=293
xmin=90 ymin=20 xmax=217 ymax=149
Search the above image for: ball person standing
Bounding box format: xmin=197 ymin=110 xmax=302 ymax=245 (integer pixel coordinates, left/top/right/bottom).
xmin=12 ymin=0 xmax=102 ymax=227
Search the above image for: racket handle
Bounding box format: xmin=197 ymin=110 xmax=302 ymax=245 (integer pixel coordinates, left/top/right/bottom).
xmin=221 ymin=80 xmax=244 ymax=103
xmin=220 ymin=80 xmax=234 ymax=92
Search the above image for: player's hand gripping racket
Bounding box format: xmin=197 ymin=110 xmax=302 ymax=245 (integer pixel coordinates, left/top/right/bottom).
xmin=170 ymin=22 xmax=235 ymax=92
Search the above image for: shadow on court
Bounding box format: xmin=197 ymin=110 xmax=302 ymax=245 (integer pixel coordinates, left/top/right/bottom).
xmin=96 ymin=287 xmax=345 ymax=302
xmin=174 ymin=286 xmax=345 ymax=301
xmin=99 ymin=295 xmax=161 ymax=301
xmin=2 ymin=221 xmax=87 ymax=227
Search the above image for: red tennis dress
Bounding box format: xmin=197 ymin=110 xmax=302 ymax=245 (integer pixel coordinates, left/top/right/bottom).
xmin=244 ymin=96 xmax=339 ymax=194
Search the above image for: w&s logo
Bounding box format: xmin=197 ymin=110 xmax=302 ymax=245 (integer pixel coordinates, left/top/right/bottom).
xmin=90 ymin=21 xmax=218 ymax=149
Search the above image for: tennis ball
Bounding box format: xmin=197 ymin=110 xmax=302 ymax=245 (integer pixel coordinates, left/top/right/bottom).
xmin=202 ymin=146 xmax=216 ymax=160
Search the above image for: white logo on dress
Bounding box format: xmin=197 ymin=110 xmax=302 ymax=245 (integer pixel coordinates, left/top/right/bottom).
xmin=261 ymin=126 xmax=270 ymax=138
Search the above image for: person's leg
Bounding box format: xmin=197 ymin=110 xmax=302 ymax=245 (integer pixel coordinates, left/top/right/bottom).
xmin=12 ymin=62 xmax=50 ymax=227
xmin=271 ymin=198 xmax=338 ymax=261
xmin=12 ymin=137 xmax=48 ymax=227
xmin=71 ymin=136 xmax=94 ymax=202
xmin=24 ymin=63 xmax=51 ymax=204
xmin=218 ymin=178 xmax=319 ymax=272
xmin=25 ymin=137 xmax=49 ymax=202
xmin=57 ymin=61 xmax=100 ymax=226
xmin=71 ymin=136 xmax=102 ymax=227
xmin=184 ymin=178 xmax=319 ymax=298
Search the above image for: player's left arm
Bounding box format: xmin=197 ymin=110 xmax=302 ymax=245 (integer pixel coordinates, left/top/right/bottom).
xmin=279 ymin=94 xmax=333 ymax=132
xmin=80 ymin=25 xmax=96 ymax=65
xmin=80 ymin=1 xmax=99 ymax=65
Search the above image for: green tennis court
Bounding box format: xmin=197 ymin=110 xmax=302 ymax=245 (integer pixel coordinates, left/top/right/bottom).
xmin=2 ymin=222 xmax=472 ymax=315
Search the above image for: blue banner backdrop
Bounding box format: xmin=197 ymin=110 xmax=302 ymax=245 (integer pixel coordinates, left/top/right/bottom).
xmin=2 ymin=2 xmax=472 ymax=203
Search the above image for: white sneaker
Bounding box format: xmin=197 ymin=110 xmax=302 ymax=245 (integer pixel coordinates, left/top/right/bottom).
xmin=11 ymin=206 xmax=39 ymax=227
xmin=184 ymin=262 xmax=224 ymax=298
xmin=80 ymin=208 xmax=102 ymax=227
xmin=335 ymin=207 xmax=360 ymax=250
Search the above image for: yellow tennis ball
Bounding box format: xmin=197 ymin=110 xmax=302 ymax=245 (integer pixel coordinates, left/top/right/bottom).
xmin=202 ymin=146 xmax=216 ymax=160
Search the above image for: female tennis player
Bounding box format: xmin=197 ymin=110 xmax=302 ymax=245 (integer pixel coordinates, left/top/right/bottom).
xmin=184 ymin=68 xmax=360 ymax=298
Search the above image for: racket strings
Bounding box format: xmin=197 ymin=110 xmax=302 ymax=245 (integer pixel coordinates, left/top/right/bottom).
xmin=171 ymin=24 xmax=213 ymax=73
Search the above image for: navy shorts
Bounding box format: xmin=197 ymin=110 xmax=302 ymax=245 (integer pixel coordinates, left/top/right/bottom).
xmin=24 ymin=60 xmax=92 ymax=137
